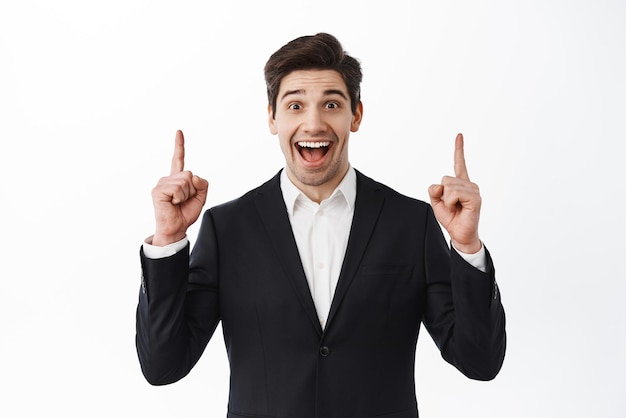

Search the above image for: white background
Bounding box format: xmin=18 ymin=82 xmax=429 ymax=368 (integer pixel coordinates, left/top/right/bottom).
xmin=1 ymin=1 xmax=625 ymax=417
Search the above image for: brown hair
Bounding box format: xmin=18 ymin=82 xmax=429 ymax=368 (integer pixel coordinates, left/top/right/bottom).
xmin=264 ymin=33 xmax=362 ymax=118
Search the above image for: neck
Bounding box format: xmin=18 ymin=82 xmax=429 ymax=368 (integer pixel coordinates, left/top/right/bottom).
xmin=287 ymin=166 xmax=350 ymax=204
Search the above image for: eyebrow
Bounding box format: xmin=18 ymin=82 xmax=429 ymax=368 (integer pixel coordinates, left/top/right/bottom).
xmin=280 ymin=89 xmax=349 ymax=102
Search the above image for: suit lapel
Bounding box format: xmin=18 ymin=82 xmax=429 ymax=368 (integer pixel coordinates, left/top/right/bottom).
xmin=254 ymin=172 xmax=323 ymax=336
xmin=326 ymin=171 xmax=385 ymax=330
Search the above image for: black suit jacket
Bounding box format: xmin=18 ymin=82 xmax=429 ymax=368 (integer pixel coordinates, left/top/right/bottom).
xmin=136 ymin=170 xmax=506 ymax=418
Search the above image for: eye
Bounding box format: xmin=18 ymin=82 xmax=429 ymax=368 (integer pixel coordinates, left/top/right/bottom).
xmin=288 ymin=103 xmax=301 ymax=110
xmin=326 ymin=102 xmax=339 ymax=109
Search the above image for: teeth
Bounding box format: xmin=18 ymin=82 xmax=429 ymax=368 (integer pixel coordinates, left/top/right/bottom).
xmin=297 ymin=141 xmax=330 ymax=148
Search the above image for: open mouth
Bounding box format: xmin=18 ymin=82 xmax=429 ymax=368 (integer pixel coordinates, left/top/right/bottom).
xmin=296 ymin=141 xmax=331 ymax=163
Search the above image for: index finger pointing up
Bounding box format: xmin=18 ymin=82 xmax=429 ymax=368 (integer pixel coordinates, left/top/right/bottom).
xmin=170 ymin=130 xmax=185 ymax=175
xmin=454 ymin=133 xmax=470 ymax=180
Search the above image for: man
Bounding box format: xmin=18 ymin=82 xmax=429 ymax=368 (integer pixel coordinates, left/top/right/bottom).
xmin=136 ymin=33 xmax=506 ymax=418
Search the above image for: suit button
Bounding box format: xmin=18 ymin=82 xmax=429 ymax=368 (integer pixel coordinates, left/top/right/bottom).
xmin=319 ymin=346 xmax=330 ymax=357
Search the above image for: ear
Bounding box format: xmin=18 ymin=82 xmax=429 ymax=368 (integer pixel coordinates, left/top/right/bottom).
xmin=350 ymin=101 xmax=363 ymax=132
xmin=268 ymin=104 xmax=278 ymax=135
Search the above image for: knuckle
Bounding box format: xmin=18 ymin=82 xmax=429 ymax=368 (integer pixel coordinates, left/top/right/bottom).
xmin=156 ymin=175 xmax=170 ymax=185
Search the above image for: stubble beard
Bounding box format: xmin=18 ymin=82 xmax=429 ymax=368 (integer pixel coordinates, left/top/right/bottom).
xmin=290 ymin=153 xmax=348 ymax=188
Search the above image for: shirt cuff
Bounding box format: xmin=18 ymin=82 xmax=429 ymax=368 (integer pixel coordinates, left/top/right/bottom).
xmin=142 ymin=235 xmax=189 ymax=259
xmin=452 ymin=243 xmax=487 ymax=273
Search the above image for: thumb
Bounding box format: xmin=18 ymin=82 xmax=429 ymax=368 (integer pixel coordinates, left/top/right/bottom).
xmin=428 ymin=184 xmax=443 ymax=205
xmin=192 ymin=175 xmax=209 ymax=201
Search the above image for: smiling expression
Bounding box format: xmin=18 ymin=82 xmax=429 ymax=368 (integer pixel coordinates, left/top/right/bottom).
xmin=268 ymin=69 xmax=363 ymax=203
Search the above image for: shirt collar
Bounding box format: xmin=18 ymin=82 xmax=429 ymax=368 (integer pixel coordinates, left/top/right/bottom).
xmin=280 ymin=166 xmax=357 ymax=216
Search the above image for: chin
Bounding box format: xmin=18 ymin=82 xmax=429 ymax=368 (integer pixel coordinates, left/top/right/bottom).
xmin=295 ymin=173 xmax=329 ymax=187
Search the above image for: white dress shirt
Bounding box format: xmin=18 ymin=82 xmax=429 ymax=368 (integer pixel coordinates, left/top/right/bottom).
xmin=280 ymin=168 xmax=356 ymax=329
xmin=143 ymin=167 xmax=486 ymax=329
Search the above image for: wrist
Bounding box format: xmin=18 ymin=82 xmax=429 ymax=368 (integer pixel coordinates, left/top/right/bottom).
xmin=451 ymin=238 xmax=482 ymax=255
xmin=152 ymin=231 xmax=186 ymax=247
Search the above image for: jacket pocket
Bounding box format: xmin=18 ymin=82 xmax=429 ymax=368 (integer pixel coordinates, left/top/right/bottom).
xmin=360 ymin=263 xmax=414 ymax=277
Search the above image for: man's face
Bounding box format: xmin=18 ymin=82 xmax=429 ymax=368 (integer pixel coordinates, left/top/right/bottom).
xmin=269 ymin=69 xmax=363 ymax=201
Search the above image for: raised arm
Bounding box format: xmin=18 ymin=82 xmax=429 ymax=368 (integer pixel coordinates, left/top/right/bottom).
xmin=137 ymin=131 xmax=218 ymax=385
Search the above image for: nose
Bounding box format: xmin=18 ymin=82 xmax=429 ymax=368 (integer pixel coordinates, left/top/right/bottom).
xmin=302 ymin=108 xmax=328 ymax=134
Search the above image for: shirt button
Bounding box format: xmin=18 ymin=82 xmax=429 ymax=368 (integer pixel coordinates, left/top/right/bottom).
xmin=319 ymin=346 xmax=330 ymax=357
xmin=318 ymin=262 xmax=325 ymax=269
xmin=317 ymin=210 xmax=324 ymax=216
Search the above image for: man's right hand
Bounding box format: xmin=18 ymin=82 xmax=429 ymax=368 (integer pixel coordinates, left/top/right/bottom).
xmin=151 ymin=130 xmax=209 ymax=246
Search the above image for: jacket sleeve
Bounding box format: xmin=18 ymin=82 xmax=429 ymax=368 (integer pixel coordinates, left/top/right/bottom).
xmin=135 ymin=210 xmax=221 ymax=385
xmin=422 ymin=206 xmax=506 ymax=381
